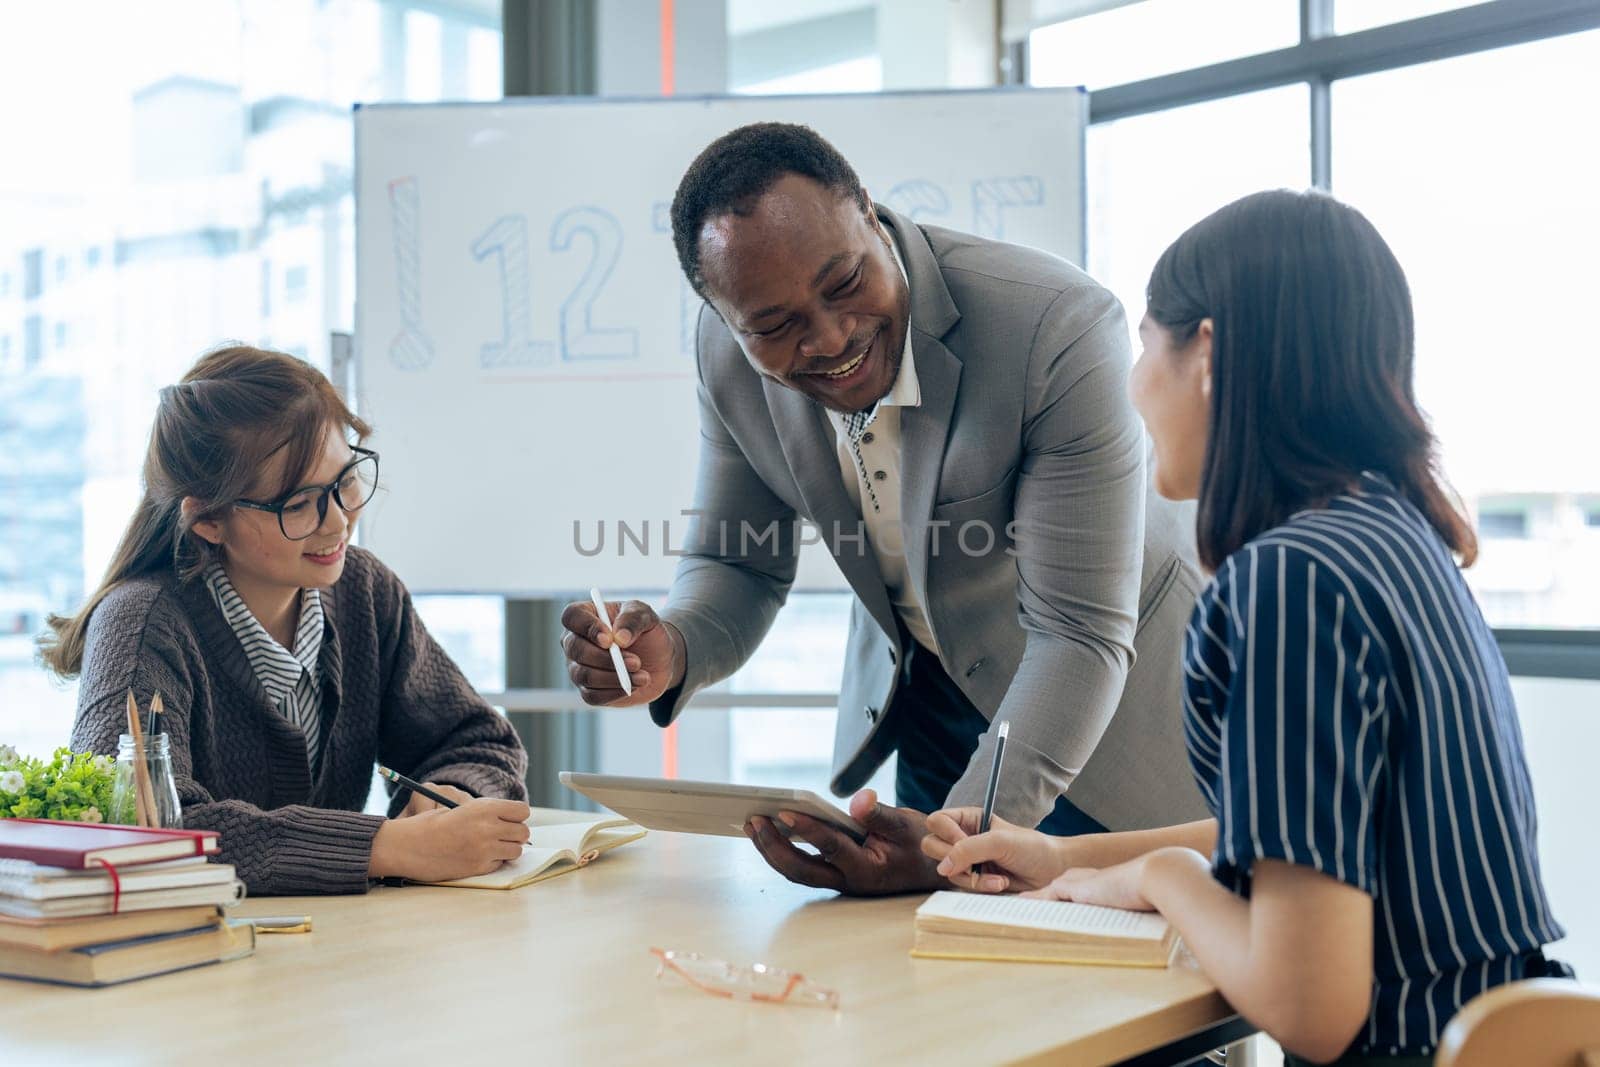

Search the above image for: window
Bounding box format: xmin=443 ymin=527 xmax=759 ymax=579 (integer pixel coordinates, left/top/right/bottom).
xmin=466 ymin=27 xmax=502 ymax=100
xmin=411 ymin=597 xmax=506 ymax=692
xmin=1335 ymin=30 xmax=1600 ymax=627
xmin=23 ymin=316 xmax=42 ymax=366
xmin=735 ymin=58 xmax=882 ymax=96
xmin=1084 ymin=85 xmax=1309 ymax=340
xmin=283 ymin=264 xmax=309 ymax=304
xmin=726 ymin=593 xmax=896 ymax=802
xmin=1336 ymin=0 xmax=1485 ymax=35
xmin=0 ymin=0 xmax=502 ymax=760
xmin=1030 ymin=0 xmax=1297 ymax=91
xmin=23 ymin=250 xmax=42 ymax=300
xmin=1478 ymin=509 xmax=1530 ymax=540
xmin=405 ymin=9 xmax=444 ymax=101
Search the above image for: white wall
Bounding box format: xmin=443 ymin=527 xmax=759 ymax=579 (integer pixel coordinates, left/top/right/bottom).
xmin=1514 ymin=675 xmax=1599 ymax=978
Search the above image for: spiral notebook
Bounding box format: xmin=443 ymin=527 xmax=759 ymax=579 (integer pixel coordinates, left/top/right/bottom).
xmin=421 ymin=813 xmax=646 ymax=890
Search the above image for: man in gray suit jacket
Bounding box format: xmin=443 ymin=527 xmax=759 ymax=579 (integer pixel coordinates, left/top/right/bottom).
xmin=561 ymin=123 xmax=1206 ymax=895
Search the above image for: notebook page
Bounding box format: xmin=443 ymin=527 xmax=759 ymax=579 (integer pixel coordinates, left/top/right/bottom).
xmin=423 ymin=816 xmax=642 ymax=889
xmin=917 ymin=891 xmax=1169 ymax=940
xmin=529 ymin=817 xmax=615 ymax=855
xmin=430 ymin=846 xmax=565 ymax=889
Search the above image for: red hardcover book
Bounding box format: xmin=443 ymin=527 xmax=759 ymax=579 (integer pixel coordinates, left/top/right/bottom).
xmin=0 ymin=820 xmax=218 ymax=869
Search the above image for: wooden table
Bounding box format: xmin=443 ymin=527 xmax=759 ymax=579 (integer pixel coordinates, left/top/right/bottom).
xmin=1 ymin=811 xmax=1247 ymax=1066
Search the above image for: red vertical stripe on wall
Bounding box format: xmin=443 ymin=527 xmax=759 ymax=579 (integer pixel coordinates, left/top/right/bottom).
xmin=660 ymin=0 xmax=679 ymax=780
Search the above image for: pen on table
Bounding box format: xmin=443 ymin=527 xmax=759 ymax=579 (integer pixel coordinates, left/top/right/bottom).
xmin=589 ymin=587 xmax=634 ymax=696
xmin=975 ymin=721 xmax=1010 ymax=881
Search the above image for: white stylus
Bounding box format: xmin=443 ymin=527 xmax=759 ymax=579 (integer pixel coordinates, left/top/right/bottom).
xmin=589 ymin=587 xmax=633 ymax=696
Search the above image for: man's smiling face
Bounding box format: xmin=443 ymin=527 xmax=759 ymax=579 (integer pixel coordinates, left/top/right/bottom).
xmin=697 ymin=173 xmax=910 ymax=415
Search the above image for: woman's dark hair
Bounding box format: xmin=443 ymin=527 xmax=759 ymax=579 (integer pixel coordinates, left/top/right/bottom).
xmin=39 ymin=345 xmax=370 ymax=678
xmin=670 ymin=122 xmax=869 ymax=298
xmin=1146 ymin=189 xmax=1476 ymax=572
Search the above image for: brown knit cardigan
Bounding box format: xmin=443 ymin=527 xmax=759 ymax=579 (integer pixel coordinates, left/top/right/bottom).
xmin=70 ymin=546 xmax=528 ymax=895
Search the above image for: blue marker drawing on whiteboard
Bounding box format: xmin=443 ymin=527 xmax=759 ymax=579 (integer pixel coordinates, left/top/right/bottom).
xmin=972 ymin=176 xmax=1044 ymax=240
xmin=388 ymin=177 xmax=435 ymax=371
xmin=471 ymin=214 xmax=555 ymax=369
xmin=653 ymin=201 xmax=697 ymax=360
xmin=550 ymin=207 xmax=637 ymax=361
xmin=883 ymin=179 xmax=951 ymax=222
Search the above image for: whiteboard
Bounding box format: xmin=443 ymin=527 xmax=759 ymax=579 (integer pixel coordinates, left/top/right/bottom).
xmin=354 ymin=88 xmax=1087 ymax=595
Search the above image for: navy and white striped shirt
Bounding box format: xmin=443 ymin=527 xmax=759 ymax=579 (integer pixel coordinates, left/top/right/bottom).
xmin=1182 ymin=473 xmax=1564 ymax=1057
xmin=204 ymin=563 xmax=326 ymax=774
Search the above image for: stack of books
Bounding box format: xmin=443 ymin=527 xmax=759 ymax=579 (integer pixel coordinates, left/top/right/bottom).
xmin=0 ymin=819 xmax=253 ymax=986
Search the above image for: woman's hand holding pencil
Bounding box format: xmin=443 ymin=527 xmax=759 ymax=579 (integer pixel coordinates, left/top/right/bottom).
xmin=368 ymin=775 xmax=533 ymax=884
xmin=396 ymin=781 xmax=474 ymax=817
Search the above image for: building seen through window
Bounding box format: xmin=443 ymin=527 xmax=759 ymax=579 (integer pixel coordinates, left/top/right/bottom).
xmin=0 ymin=0 xmax=501 ymax=759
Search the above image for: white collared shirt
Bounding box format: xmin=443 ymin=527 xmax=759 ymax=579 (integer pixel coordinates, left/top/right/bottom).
xmin=204 ymin=563 xmax=326 ymax=772
xmin=824 ymin=240 xmax=940 ymax=654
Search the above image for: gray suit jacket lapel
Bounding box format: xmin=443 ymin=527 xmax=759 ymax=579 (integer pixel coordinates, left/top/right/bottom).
xmin=880 ymin=206 xmax=963 ymax=613
xmin=900 ymin=333 xmax=960 ymax=612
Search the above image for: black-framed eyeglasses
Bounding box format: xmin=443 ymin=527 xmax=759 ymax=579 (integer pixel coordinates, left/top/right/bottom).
xmin=234 ymin=447 xmax=380 ymax=541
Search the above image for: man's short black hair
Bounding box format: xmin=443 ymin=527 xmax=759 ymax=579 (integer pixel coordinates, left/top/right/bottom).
xmin=670 ymin=122 xmax=870 ymax=299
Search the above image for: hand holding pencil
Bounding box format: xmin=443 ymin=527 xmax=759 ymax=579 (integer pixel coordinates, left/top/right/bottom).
xmin=369 ymin=766 xmax=533 ymax=883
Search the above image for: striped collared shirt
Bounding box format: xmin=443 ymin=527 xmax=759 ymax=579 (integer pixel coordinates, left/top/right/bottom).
xmin=1182 ymin=473 xmax=1564 ymax=1057
xmin=204 ymin=563 xmax=326 ymax=772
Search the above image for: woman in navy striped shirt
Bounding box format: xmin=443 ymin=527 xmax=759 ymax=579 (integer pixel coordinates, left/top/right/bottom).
xmin=923 ymin=190 xmax=1568 ymax=1065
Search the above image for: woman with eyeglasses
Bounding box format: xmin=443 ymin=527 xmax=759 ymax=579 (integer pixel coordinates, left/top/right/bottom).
xmin=43 ymin=345 xmax=533 ymax=895
xmin=922 ymin=191 xmax=1568 ymax=1065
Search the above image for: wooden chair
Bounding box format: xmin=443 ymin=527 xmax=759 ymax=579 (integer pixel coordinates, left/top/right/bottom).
xmin=1436 ymin=979 xmax=1600 ymax=1067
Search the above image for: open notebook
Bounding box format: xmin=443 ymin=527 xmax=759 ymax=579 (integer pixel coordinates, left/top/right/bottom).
xmin=422 ymin=813 xmax=646 ymax=890
xmin=912 ymin=891 xmax=1180 ymax=967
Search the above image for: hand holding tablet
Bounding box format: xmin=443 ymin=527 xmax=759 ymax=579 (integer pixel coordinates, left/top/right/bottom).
xmin=559 ymin=773 xmax=868 ymax=844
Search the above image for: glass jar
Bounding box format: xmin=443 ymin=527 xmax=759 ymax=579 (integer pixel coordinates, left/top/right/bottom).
xmin=108 ymin=734 xmax=184 ymax=829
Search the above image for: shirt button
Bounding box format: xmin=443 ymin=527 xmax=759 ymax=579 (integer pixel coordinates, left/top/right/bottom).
xmin=873 ymin=470 xmax=887 ymax=481
xmin=861 ymin=432 xmax=874 ymax=444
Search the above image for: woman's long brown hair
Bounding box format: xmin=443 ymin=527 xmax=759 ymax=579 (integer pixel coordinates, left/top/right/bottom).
xmin=39 ymin=345 xmax=370 ymax=678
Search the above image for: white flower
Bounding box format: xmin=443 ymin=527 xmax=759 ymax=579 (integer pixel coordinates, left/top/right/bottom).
xmin=80 ymin=806 xmax=103 ymax=824
xmin=0 ymin=770 xmax=24 ymax=795
xmin=93 ymin=755 xmax=114 ymax=773
xmin=0 ymin=744 xmax=18 ymax=766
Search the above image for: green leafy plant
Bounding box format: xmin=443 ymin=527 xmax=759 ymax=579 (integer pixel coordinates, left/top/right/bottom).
xmin=0 ymin=744 xmax=117 ymax=823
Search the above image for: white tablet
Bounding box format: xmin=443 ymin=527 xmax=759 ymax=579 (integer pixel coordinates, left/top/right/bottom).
xmin=559 ymin=772 xmax=868 ymax=844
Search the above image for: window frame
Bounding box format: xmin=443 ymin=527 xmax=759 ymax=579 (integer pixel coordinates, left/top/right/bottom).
xmin=1024 ymin=0 xmax=1600 ymax=671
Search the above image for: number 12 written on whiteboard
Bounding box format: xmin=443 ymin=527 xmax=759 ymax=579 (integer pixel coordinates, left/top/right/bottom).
xmin=470 ymin=208 xmax=638 ymax=369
